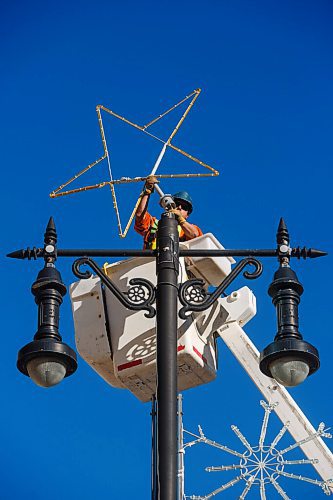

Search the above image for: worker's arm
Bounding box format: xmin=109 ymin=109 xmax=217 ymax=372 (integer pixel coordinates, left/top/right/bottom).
xmin=179 ymin=220 xmax=201 ymax=239
xmin=170 ymin=209 xmax=202 ymax=239
xmin=135 ymin=175 xmax=158 ymax=219
xmin=136 ymin=192 xmax=150 ymax=219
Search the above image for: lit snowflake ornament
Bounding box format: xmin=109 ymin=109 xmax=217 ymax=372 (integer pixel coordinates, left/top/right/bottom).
xmin=183 ymin=401 xmax=333 ymax=499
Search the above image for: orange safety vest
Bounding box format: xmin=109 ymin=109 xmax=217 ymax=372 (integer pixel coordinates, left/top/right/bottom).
xmin=134 ymin=212 xmax=203 ymax=249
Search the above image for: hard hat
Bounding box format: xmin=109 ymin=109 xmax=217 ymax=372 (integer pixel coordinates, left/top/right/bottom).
xmin=172 ymin=191 xmax=193 ymax=214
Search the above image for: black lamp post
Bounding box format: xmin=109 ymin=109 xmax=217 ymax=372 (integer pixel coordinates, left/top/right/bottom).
xmin=8 ymin=215 xmax=326 ymax=499
xmin=155 ymin=212 xmax=179 ymax=499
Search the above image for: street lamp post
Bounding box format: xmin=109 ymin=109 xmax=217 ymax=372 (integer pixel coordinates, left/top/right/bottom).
xmin=8 ymin=216 xmax=327 ymax=500
xmin=156 ymin=212 xmax=180 ymax=499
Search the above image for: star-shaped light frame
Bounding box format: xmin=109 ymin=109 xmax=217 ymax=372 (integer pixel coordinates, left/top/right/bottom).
xmin=50 ymin=88 xmax=219 ymax=237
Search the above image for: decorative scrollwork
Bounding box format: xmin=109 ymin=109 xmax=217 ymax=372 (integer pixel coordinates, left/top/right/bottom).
xmin=72 ymin=258 xmax=92 ymax=279
xmin=183 ymin=281 xmax=207 ymax=304
xmin=125 ymin=277 xmax=156 ymax=310
xmin=178 ymin=257 xmax=263 ymax=319
xmin=126 ymin=285 xmax=146 ymax=303
xmin=72 ymin=257 xmax=156 ymax=318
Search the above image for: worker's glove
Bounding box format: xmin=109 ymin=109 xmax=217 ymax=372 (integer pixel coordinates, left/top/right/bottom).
xmin=143 ymin=175 xmax=159 ymax=195
xmin=170 ymin=208 xmax=186 ymax=225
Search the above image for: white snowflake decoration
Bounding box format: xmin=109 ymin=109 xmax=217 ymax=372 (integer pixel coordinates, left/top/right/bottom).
xmin=183 ymin=401 xmax=333 ymax=499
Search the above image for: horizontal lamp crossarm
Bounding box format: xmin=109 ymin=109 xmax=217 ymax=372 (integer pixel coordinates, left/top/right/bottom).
xmin=7 ymin=247 xmax=327 ymax=260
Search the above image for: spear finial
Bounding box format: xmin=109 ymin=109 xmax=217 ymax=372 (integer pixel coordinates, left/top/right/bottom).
xmin=44 ymin=216 xmax=57 ymax=245
xmin=277 ymin=217 xmax=289 ymax=246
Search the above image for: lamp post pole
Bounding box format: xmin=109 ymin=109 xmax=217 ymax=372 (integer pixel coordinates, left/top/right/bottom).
xmin=156 ymin=212 xmax=179 ymax=500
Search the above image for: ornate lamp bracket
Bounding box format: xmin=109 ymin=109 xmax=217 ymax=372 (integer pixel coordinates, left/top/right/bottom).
xmin=72 ymin=257 xmax=156 ymax=318
xmin=178 ymin=257 xmax=263 ymax=319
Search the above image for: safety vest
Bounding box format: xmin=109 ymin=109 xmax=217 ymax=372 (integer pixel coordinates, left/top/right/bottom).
xmin=145 ymin=219 xmax=183 ymax=250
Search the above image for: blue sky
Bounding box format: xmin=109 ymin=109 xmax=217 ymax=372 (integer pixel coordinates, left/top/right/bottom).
xmin=1 ymin=1 xmax=333 ymax=498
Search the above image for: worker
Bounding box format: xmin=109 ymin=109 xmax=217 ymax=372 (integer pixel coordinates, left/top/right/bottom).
xmin=134 ymin=175 xmax=203 ymax=249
